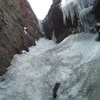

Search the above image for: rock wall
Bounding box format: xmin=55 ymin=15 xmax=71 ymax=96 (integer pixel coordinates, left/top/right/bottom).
xmin=0 ymin=0 xmax=40 ymax=75
xmin=92 ymin=0 xmax=100 ymax=22
xmin=43 ymin=0 xmax=96 ymax=43
xmin=42 ymin=0 xmax=81 ymax=43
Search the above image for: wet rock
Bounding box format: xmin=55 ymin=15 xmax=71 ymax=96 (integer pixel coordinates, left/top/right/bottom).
xmin=53 ymin=83 xmax=60 ymax=99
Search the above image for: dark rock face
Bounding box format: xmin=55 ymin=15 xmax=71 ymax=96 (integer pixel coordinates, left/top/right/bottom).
xmin=43 ymin=2 xmax=67 ymax=42
xmin=92 ymin=0 xmax=100 ymax=22
xmin=92 ymin=0 xmax=100 ymax=41
xmin=43 ymin=0 xmax=95 ymax=43
xmin=0 ymin=0 xmax=40 ymax=75
xmin=53 ymin=83 xmax=60 ymax=99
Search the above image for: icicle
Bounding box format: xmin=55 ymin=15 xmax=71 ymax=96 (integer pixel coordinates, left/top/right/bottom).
xmin=60 ymin=0 xmax=95 ymax=32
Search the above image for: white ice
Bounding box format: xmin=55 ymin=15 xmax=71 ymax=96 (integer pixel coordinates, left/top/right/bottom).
xmin=96 ymin=22 xmax=100 ymax=26
xmin=38 ymin=20 xmax=45 ymax=35
xmin=60 ymin=0 xmax=95 ymax=31
xmin=0 ymin=33 xmax=100 ymax=100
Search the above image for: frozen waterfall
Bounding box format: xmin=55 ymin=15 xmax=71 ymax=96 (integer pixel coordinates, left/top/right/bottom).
xmin=60 ymin=0 xmax=96 ymax=32
xmin=0 ymin=33 xmax=100 ymax=100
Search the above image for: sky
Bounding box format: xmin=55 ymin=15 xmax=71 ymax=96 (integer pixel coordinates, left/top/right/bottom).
xmin=28 ymin=0 xmax=52 ymax=20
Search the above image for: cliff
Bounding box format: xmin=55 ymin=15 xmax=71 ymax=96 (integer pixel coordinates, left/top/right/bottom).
xmin=0 ymin=0 xmax=40 ymax=75
xmin=42 ymin=0 xmax=97 ymax=43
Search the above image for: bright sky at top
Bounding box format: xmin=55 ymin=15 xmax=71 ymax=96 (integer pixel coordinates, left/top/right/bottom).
xmin=28 ymin=0 xmax=52 ymax=20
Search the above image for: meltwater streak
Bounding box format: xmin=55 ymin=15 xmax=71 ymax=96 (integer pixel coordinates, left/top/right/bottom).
xmin=0 ymin=33 xmax=100 ymax=100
